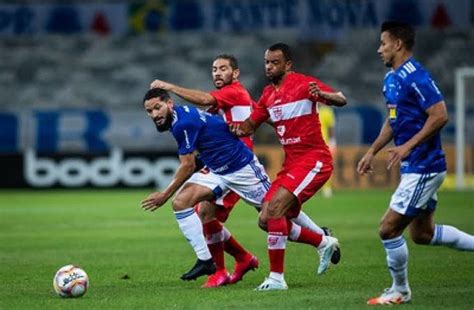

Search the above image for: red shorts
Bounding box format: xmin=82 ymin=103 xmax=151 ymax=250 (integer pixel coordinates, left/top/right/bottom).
xmin=263 ymin=156 xmax=332 ymax=218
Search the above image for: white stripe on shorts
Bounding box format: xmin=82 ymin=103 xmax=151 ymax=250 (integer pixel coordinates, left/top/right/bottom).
xmin=294 ymin=161 xmax=323 ymax=196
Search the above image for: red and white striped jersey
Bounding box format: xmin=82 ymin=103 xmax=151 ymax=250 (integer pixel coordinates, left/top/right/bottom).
xmin=250 ymin=72 xmax=333 ymax=166
xmin=210 ymin=81 xmax=254 ymax=149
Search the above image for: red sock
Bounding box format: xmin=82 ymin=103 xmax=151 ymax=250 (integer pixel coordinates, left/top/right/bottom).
xmin=224 ymin=235 xmax=249 ymax=262
xmin=267 ymin=218 xmax=288 ymax=273
xmin=203 ymin=220 xmax=225 ymax=270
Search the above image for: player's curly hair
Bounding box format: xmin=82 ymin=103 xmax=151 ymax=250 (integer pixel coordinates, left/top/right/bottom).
xmin=143 ymin=88 xmax=171 ymax=103
xmin=381 ymin=20 xmax=415 ymax=51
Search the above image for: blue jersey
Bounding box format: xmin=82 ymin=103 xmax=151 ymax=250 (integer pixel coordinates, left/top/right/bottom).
xmin=170 ymin=105 xmax=253 ymax=174
xmin=383 ymin=57 xmax=446 ymax=174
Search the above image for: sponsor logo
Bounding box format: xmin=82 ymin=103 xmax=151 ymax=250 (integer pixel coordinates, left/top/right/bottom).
xmin=279 ymin=136 xmax=301 ymax=145
xmin=243 ymin=187 xmax=265 ymax=200
xmin=277 ymin=125 xmax=285 ymax=136
xmin=212 ymin=164 xmax=229 ymax=173
xmin=183 ymin=130 xmax=191 ymax=149
xmin=24 ymin=148 xmax=179 ymax=188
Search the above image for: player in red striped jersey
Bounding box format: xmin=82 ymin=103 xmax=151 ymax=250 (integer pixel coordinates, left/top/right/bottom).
xmin=231 ymin=43 xmax=347 ymax=290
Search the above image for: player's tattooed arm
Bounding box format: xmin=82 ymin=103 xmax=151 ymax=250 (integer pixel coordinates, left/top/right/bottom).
xmin=141 ymin=153 xmax=196 ymax=211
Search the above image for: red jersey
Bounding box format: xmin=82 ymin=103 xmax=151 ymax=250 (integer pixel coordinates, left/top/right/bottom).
xmin=250 ymin=72 xmax=333 ymax=165
xmin=210 ymin=81 xmax=254 ymax=149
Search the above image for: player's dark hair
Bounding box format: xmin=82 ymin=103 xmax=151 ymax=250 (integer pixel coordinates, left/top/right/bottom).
xmin=214 ymin=54 xmax=239 ymax=70
xmin=268 ymin=43 xmax=293 ymax=62
xmin=143 ymin=88 xmax=171 ymax=104
xmin=381 ymin=21 xmax=415 ymax=51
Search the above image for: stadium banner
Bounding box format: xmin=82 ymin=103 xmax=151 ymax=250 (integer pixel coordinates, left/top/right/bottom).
xmin=129 ymin=0 xmax=471 ymax=35
xmin=0 ymin=145 xmax=470 ymax=189
xmin=0 ymin=3 xmax=127 ymax=36
xmin=255 ymin=145 xmax=473 ymax=190
xmin=0 ymin=0 xmax=469 ymax=37
xmin=0 ymin=108 xmax=178 ymax=154
xmin=0 ymin=149 xmax=179 ymax=188
xmin=0 ymin=106 xmax=387 ymax=154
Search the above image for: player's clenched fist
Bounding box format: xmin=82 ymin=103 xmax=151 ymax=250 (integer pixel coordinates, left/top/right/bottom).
xmin=150 ymin=79 xmax=173 ymax=91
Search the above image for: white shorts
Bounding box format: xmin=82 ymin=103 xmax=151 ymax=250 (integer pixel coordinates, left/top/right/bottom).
xmin=389 ymin=172 xmax=446 ymax=217
xmin=185 ymin=157 xmax=271 ymax=208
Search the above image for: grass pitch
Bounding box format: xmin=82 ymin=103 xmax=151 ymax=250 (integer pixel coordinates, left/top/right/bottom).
xmin=0 ymin=189 xmax=473 ymax=309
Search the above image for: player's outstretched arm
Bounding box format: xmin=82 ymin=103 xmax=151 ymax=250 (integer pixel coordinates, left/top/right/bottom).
xmin=309 ymin=82 xmax=347 ymax=107
xmin=386 ymin=101 xmax=448 ymax=170
xmin=357 ymin=118 xmax=393 ymax=175
xmin=228 ymin=118 xmax=257 ymax=137
xmin=141 ymin=153 xmax=196 ymax=211
xmin=150 ymin=79 xmax=216 ymax=107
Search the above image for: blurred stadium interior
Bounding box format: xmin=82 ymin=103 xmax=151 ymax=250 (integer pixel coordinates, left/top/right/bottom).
xmin=0 ymin=0 xmax=473 ymax=189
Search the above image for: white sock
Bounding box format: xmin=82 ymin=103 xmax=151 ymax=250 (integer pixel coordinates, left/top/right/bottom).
xmin=174 ymin=208 xmax=212 ymax=260
xmin=431 ymin=224 xmax=474 ymax=251
xmin=292 ymin=211 xmax=324 ymax=234
xmin=288 ymin=222 xmax=302 ymax=241
xmin=222 ymin=226 xmax=231 ymax=242
xmin=382 ymin=236 xmax=410 ymax=293
xmin=269 ymin=272 xmax=285 ymax=282
xmin=317 ymin=235 xmax=329 ymax=250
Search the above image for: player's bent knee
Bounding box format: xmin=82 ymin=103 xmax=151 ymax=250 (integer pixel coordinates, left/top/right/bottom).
xmin=258 ymin=214 xmax=268 ymax=232
xmin=197 ymin=205 xmax=209 ymax=219
xmin=267 ymin=199 xmax=285 ymax=218
xmin=198 ymin=209 xmax=215 ymax=223
xmin=379 ymin=225 xmax=399 ymax=240
xmin=171 ymin=196 xmax=188 ymax=212
xmin=411 ymin=232 xmax=433 ymax=245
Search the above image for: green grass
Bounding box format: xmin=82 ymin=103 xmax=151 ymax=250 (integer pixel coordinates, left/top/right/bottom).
xmin=0 ymin=189 xmax=473 ymax=309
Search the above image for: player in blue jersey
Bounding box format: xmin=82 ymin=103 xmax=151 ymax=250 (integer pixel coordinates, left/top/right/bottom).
xmin=357 ymin=21 xmax=474 ymax=305
xmin=140 ymin=87 xmax=271 ymax=282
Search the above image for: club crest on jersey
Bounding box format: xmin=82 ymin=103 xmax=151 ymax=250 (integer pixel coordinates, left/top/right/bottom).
xmin=272 ymin=106 xmax=283 ymax=121
xmin=277 ymin=125 xmax=286 ymax=136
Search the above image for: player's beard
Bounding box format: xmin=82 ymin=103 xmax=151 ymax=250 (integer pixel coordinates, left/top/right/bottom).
xmin=154 ymin=113 xmax=173 ymax=132
xmin=268 ymin=73 xmax=284 ymax=85
xmin=383 ymin=54 xmax=394 ymax=68
xmin=213 ymin=77 xmax=230 ymax=89
xmin=266 ymin=69 xmax=285 ymax=85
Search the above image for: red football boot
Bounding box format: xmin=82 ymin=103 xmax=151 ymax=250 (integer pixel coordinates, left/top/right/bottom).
xmin=228 ymin=255 xmax=259 ymax=284
xmin=201 ymin=269 xmax=230 ymax=288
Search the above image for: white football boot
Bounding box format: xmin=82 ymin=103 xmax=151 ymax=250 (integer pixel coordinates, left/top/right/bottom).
xmin=367 ymin=287 xmax=412 ymax=305
xmin=254 ymin=277 xmax=288 ymax=291
xmin=317 ymin=236 xmax=339 ymax=275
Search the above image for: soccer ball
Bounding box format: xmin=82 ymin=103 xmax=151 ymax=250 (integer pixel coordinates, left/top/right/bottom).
xmin=53 ymin=265 xmax=89 ymax=298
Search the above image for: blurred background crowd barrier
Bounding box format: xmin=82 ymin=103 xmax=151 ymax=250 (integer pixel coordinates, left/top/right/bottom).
xmin=1 ymin=0 xmax=473 ymax=189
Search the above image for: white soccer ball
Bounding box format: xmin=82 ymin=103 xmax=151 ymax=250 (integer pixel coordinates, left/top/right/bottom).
xmin=53 ymin=265 xmax=89 ymax=298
